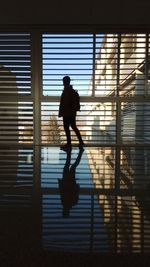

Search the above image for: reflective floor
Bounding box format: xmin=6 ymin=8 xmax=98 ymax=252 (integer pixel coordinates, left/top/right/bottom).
xmin=0 ymin=146 xmax=150 ymax=266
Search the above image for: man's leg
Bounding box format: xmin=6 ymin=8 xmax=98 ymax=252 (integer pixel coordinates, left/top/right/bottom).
xmin=63 ymin=117 xmax=71 ymax=145
xmin=70 ymin=116 xmax=84 ymax=145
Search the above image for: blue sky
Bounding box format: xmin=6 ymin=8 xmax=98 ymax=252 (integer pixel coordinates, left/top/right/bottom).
xmin=42 ymin=34 xmax=103 ymax=96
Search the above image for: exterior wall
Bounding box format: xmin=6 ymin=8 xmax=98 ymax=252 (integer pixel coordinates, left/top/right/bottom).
xmin=86 ymin=34 xmax=150 ymax=191
xmin=87 ymin=33 xmax=149 ymax=144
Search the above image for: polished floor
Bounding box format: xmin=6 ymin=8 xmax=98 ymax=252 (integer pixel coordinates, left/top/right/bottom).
xmin=0 ymin=146 xmax=150 ymax=266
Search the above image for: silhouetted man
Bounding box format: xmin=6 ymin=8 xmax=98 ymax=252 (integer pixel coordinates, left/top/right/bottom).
xmin=58 ymin=76 xmax=84 ymax=149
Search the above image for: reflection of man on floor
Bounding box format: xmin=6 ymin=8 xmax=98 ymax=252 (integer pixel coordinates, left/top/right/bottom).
xmin=58 ymin=148 xmax=84 ymax=218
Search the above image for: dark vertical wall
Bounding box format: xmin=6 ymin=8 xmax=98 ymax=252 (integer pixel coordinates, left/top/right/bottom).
xmin=0 ymin=0 xmax=150 ymax=26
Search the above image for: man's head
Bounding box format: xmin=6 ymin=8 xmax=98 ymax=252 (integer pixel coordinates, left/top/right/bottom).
xmin=63 ymin=76 xmax=70 ymax=86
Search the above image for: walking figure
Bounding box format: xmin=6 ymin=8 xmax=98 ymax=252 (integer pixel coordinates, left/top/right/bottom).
xmin=58 ymin=76 xmax=84 ymax=150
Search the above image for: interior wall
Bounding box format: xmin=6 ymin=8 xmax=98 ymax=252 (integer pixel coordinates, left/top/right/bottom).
xmin=0 ymin=0 xmax=150 ymax=26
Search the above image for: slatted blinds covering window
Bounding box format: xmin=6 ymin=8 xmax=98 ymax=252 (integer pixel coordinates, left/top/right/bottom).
xmin=41 ymin=33 xmax=150 ymax=146
xmin=95 ymin=34 xmax=148 ymax=96
xmin=41 ymin=102 xmax=116 ymax=144
xmin=42 ymin=34 xmax=94 ymax=96
xmin=121 ymin=102 xmax=150 ymax=143
xmin=0 ymin=33 xmax=31 ymax=95
xmin=119 ymin=34 xmax=146 ymax=96
xmin=0 ymin=101 xmax=33 ymax=143
xmin=95 ymin=34 xmax=118 ymax=96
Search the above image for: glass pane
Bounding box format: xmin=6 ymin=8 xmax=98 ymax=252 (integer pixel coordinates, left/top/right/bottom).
xmin=41 ymin=102 xmax=116 ymax=145
xmin=42 ymin=34 xmax=93 ymax=96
